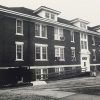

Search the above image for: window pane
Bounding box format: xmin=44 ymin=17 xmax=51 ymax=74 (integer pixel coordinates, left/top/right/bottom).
xmin=36 ymin=46 xmax=40 ymax=59
xmin=42 ymin=47 xmax=47 ymax=59
xmin=59 ymin=28 xmax=63 ymax=36
xmin=60 ymin=67 xmax=64 ymax=72
xmin=36 ymin=69 xmax=41 ymax=75
xmin=55 ymin=68 xmax=59 ymax=73
xmin=17 ymin=45 xmax=22 ymax=59
xmin=81 ymin=41 xmax=84 ymax=49
xmin=17 ymin=20 xmax=22 ymax=26
xmin=84 ymin=41 xmax=87 ymax=49
xmin=71 ymin=31 xmax=74 ymax=42
xmin=17 ymin=20 xmax=22 ymax=34
xmin=45 ymin=12 xmax=49 ymax=18
xmin=84 ymin=34 xmax=86 ymax=39
xmin=51 ymin=14 xmax=55 ymax=19
xmin=55 ymin=47 xmax=59 ymax=57
xmin=60 ymin=48 xmax=64 ymax=60
xmin=42 ymin=25 xmax=47 ymax=37
xmin=81 ymin=33 xmax=83 ymax=38
xmin=43 ymin=69 xmax=47 ymax=74
xmin=17 ymin=27 xmax=22 ymax=33
xmin=35 ymin=24 xmax=40 ymax=36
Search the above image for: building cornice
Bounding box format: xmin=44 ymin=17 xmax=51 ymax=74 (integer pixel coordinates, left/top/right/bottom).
xmin=0 ymin=7 xmax=100 ymax=36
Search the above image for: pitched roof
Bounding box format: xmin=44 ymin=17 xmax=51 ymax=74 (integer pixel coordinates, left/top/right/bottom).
xmin=57 ymin=17 xmax=74 ymax=26
xmin=9 ymin=7 xmax=39 ymax=17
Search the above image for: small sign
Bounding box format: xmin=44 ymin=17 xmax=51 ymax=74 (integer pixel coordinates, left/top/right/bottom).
xmin=82 ymin=57 xmax=87 ymax=60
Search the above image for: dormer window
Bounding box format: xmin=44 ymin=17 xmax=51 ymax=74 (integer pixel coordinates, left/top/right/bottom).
xmin=34 ymin=6 xmax=60 ymax=21
xmin=80 ymin=22 xmax=86 ymax=29
xmin=45 ymin=12 xmax=50 ymax=18
xmin=70 ymin=18 xmax=89 ymax=29
xmin=51 ymin=13 xmax=55 ymax=20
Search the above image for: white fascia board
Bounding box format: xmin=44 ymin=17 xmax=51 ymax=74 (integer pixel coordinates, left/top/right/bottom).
xmin=0 ymin=7 xmax=99 ymax=35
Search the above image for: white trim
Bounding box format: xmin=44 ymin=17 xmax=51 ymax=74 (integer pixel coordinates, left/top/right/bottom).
xmin=54 ymin=46 xmax=65 ymax=61
xmin=15 ymin=41 xmax=24 ymax=45
xmin=33 ymin=6 xmax=61 ymax=14
xmin=70 ymin=30 xmax=74 ymax=42
xmin=92 ymin=35 xmax=95 ymax=45
xmin=30 ymin=64 xmax=81 ymax=69
xmin=90 ymin=64 xmax=100 ymax=66
xmin=54 ymin=27 xmax=64 ymax=41
xmin=35 ymin=43 xmax=48 ymax=61
xmin=35 ymin=23 xmax=47 ymax=38
xmin=16 ymin=19 xmax=23 ymax=35
xmin=92 ymin=49 xmax=96 ymax=61
xmin=15 ymin=41 xmax=24 ymax=61
xmin=35 ymin=43 xmax=48 ymax=47
xmin=54 ymin=45 xmax=65 ymax=48
xmin=0 ymin=7 xmax=99 ymax=36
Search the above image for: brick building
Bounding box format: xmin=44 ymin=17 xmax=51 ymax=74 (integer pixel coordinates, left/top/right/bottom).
xmin=0 ymin=5 xmax=100 ymax=84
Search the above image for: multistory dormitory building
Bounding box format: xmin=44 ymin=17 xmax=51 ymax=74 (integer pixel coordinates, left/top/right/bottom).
xmin=0 ymin=5 xmax=100 ymax=84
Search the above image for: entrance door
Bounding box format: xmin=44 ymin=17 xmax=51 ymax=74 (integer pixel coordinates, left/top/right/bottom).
xmin=81 ymin=54 xmax=90 ymax=72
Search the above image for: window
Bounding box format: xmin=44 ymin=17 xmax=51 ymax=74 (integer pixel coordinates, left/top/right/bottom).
xmin=51 ymin=13 xmax=55 ymax=20
xmin=54 ymin=27 xmax=64 ymax=40
xmin=92 ymin=35 xmax=95 ymax=45
xmin=55 ymin=46 xmax=65 ymax=61
xmin=45 ymin=12 xmax=50 ymax=18
xmin=35 ymin=69 xmax=48 ymax=80
xmin=92 ymin=49 xmax=96 ymax=61
xmin=70 ymin=31 xmax=74 ymax=42
xmin=55 ymin=67 xmax=64 ymax=73
xmin=35 ymin=23 xmax=47 ymax=38
xmin=80 ymin=33 xmax=88 ymax=50
xmin=35 ymin=44 xmax=48 ymax=61
xmin=15 ymin=42 xmax=24 ymax=61
xmin=16 ymin=19 xmax=23 ymax=35
xmin=80 ymin=22 xmax=86 ymax=29
xmin=71 ymin=47 xmax=76 ymax=61
xmin=45 ymin=12 xmax=55 ymax=20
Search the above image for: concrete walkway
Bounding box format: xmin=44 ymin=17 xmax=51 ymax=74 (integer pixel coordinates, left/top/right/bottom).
xmin=33 ymin=89 xmax=75 ymax=99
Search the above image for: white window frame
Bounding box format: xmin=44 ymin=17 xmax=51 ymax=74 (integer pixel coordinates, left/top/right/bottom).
xmin=35 ymin=68 xmax=48 ymax=80
xmin=92 ymin=49 xmax=96 ymax=61
xmin=16 ymin=19 xmax=23 ymax=35
xmin=70 ymin=30 xmax=74 ymax=42
xmin=35 ymin=23 xmax=47 ymax=39
xmin=54 ymin=27 xmax=64 ymax=40
xmin=15 ymin=42 xmax=24 ymax=61
xmin=45 ymin=12 xmax=50 ymax=18
xmin=35 ymin=43 xmax=48 ymax=61
xmin=71 ymin=47 xmax=76 ymax=61
xmin=51 ymin=13 xmax=55 ymax=20
xmin=92 ymin=35 xmax=95 ymax=45
xmin=80 ymin=33 xmax=88 ymax=50
xmin=55 ymin=45 xmax=65 ymax=61
xmin=55 ymin=67 xmax=64 ymax=73
xmin=80 ymin=22 xmax=87 ymax=29
xmin=45 ymin=11 xmax=55 ymax=20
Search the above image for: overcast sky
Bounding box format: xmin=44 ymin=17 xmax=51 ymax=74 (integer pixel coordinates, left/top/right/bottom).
xmin=0 ymin=0 xmax=100 ymax=26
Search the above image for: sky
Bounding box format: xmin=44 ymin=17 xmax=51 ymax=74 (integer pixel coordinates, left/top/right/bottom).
xmin=0 ymin=0 xmax=100 ymax=26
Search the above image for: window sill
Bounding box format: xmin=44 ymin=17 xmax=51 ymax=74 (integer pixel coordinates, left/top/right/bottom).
xmin=15 ymin=59 xmax=24 ymax=61
xmin=55 ymin=59 xmax=65 ymax=61
xmin=35 ymin=59 xmax=48 ymax=61
xmin=16 ymin=33 xmax=23 ymax=36
xmin=92 ymin=44 xmax=95 ymax=46
xmin=71 ymin=41 xmax=75 ymax=43
xmin=54 ymin=39 xmax=64 ymax=41
xmin=35 ymin=36 xmax=48 ymax=39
